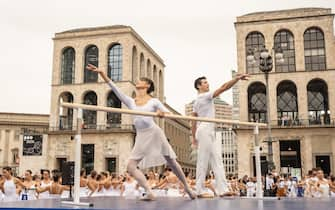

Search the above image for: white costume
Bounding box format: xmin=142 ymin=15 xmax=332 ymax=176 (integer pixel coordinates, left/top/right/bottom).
xmin=193 ymin=91 xmax=228 ymax=195
xmin=108 ymin=81 xmax=176 ymax=169
xmin=92 ymin=187 xmax=105 ymax=197
xmin=246 ymin=181 xmax=256 ymax=197
xmin=286 ymin=180 xmax=297 ymax=197
xmin=3 ymin=179 xmax=18 ymax=202
xmin=38 ymin=180 xmax=51 ymax=199
xmin=165 ymin=182 xmax=182 ymax=197
xmin=20 ymin=184 xmax=37 ymax=200
xmin=80 ymin=186 xmax=89 ymax=197
xmin=122 ymin=181 xmax=139 ymax=198
xmin=318 ymin=179 xmax=329 ymax=198
xmin=105 ymin=185 xmax=121 ymax=197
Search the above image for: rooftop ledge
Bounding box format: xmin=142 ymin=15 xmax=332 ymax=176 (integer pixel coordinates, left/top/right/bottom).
xmin=236 ymin=7 xmax=333 ymax=24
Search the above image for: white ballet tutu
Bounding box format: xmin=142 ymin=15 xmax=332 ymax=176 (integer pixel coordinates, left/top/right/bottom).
xmin=130 ymin=124 xmax=177 ymax=169
xmin=166 ymin=188 xmax=182 ymax=197
xmin=80 ymin=187 xmax=89 ymax=197
xmin=105 ymin=188 xmax=121 ymax=197
xmin=152 ymin=189 xmax=167 ymax=197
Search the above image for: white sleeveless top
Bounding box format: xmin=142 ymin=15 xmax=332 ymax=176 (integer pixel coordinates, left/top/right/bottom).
xmin=105 ymin=185 xmax=121 ymax=196
xmin=319 ymin=181 xmax=329 ymax=198
xmin=123 ymin=181 xmax=138 ymax=197
xmin=3 ymin=179 xmax=18 ymax=202
xmin=39 ymin=181 xmax=51 ymax=199
xmin=20 ymin=183 xmax=37 ymax=200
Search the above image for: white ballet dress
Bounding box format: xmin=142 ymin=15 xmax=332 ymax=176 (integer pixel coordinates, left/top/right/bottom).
xmin=3 ymin=179 xmax=18 ymax=202
xmin=38 ymin=181 xmax=51 ymax=199
xmin=108 ymin=81 xmax=176 ymax=169
xmin=122 ymin=181 xmax=139 ymax=198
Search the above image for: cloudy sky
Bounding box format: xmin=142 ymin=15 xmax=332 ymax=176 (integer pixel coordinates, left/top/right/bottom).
xmin=0 ymin=0 xmax=334 ymax=115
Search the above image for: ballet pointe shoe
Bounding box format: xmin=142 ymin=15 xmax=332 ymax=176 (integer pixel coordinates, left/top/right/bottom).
xmin=140 ymin=192 xmax=155 ymax=201
xmin=185 ymin=188 xmax=197 ymax=200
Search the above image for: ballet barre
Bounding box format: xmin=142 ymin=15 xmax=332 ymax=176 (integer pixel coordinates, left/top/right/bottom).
xmin=61 ymin=102 xmax=267 ymax=127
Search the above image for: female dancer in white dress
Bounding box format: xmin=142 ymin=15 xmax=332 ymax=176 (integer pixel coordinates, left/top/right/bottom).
xmin=92 ymin=173 xmax=106 ymax=197
xmin=20 ymin=170 xmax=38 ymax=200
xmin=87 ymin=64 xmax=196 ymax=201
xmin=147 ymin=171 xmax=162 ymax=196
xmin=147 ymin=171 xmax=158 ymax=189
xmin=121 ymin=173 xmax=139 ymax=198
xmin=37 ymin=175 xmax=69 ymax=199
xmin=38 ymin=170 xmax=52 ymax=199
xmin=0 ymin=167 xmax=26 ymax=202
xmin=80 ymin=169 xmax=89 ymax=197
xmin=286 ymin=177 xmax=297 ymax=198
xmin=87 ymin=170 xmax=99 ymax=197
xmin=155 ymin=168 xmax=182 ymax=197
xmin=316 ymin=169 xmax=329 ymax=198
xmin=105 ymin=174 xmax=122 ymax=196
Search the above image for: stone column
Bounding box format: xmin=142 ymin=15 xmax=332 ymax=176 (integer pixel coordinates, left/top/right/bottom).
xmin=297 ymin=81 xmax=309 ymax=123
xmin=75 ymin=45 xmax=84 ymax=84
xmin=301 ymin=136 xmax=313 ymax=175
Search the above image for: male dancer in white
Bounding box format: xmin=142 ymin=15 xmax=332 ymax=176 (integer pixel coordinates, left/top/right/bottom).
xmin=192 ymin=74 xmax=249 ymax=197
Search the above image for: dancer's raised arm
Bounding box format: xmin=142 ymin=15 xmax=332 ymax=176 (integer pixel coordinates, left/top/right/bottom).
xmin=212 ymin=73 xmax=250 ymax=98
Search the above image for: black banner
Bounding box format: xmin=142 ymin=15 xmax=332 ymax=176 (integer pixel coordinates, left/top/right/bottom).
xmin=23 ymin=135 xmax=43 ymax=156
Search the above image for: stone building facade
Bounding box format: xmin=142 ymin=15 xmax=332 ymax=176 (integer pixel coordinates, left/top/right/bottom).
xmin=1 ymin=25 xmax=194 ymax=175
xmin=234 ymin=8 xmax=335 ymax=177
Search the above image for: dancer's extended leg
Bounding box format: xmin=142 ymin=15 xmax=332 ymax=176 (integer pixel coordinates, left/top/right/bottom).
xmin=164 ymin=156 xmax=196 ymax=199
xmin=127 ymin=159 xmax=154 ymax=200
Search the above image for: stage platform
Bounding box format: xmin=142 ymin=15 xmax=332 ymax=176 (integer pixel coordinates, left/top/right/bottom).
xmin=0 ymin=197 xmax=334 ymax=210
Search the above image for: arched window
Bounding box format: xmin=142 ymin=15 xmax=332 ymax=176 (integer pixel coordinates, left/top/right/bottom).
xmin=153 ymin=67 xmax=158 ymax=97
xmin=304 ymin=27 xmax=326 ymax=71
xmin=277 ymin=81 xmax=298 ymax=126
xmin=61 ymin=47 xmax=75 ymax=84
xmin=147 ymin=59 xmax=152 ymax=79
xmin=307 ymin=79 xmax=329 ymax=124
xmin=108 ymin=44 xmax=122 ymax=81
xmin=245 ymin=32 xmax=265 ymax=74
xmin=107 ymin=91 xmax=121 ymax=128
xmin=59 ymin=92 xmax=74 ymax=130
xmin=83 ymin=91 xmax=97 ymax=128
xmin=140 ymin=53 xmax=145 ymax=77
xmin=248 ymin=82 xmax=267 ymax=122
xmin=84 ymin=45 xmax=99 ymax=83
xmin=159 ymin=70 xmax=163 ymax=99
xmin=274 ymin=30 xmax=296 ymax=72
xmin=132 ymin=46 xmax=138 ymax=83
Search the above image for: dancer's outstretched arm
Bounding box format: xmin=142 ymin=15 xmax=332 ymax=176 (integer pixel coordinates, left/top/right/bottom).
xmin=212 ymin=73 xmax=250 ymax=98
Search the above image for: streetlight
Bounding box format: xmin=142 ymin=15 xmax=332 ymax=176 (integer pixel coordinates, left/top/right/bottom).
xmin=247 ymin=45 xmax=284 ymax=173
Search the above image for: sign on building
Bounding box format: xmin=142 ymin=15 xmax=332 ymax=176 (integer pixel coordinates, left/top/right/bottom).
xmin=23 ymin=135 xmax=43 ymax=156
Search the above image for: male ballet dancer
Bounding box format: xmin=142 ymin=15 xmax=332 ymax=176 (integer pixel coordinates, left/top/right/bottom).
xmin=192 ymin=74 xmax=249 ymax=197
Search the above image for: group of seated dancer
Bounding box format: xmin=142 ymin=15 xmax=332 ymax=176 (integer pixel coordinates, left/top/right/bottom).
xmin=0 ymin=167 xmax=239 ymax=201
xmin=1 ymin=166 xmax=335 ymax=201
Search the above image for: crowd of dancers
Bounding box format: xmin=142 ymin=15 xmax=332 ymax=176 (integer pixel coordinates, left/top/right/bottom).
xmin=1 ymin=166 xmax=335 ymax=202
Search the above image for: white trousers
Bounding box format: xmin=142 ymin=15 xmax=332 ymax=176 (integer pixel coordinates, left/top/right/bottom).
xmin=195 ymin=123 xmax=228 ymax=195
